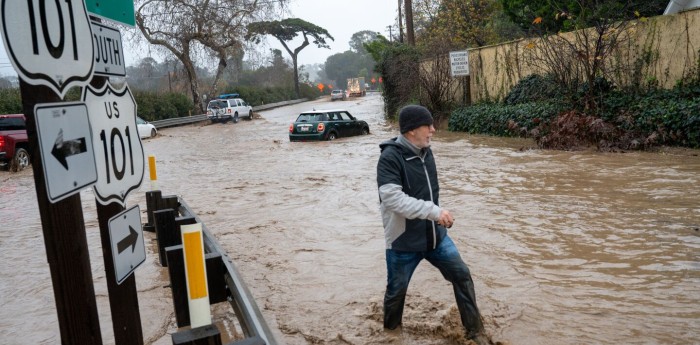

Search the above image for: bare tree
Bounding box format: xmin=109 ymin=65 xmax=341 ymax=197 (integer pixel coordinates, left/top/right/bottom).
xmin=135 ymin=0 xmax=286 ymax=112
xmin=524 ymin=0 xmax=647 ymax=111
xmin=418 ymin=51 xmax=459 ymax=123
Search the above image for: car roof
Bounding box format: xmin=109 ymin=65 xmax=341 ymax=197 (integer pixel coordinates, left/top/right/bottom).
xmin=301 ymin=109 xmax=348 ymax=114
xmin=218 ymin=93 xmax=239 ymax=99
xmin=210 ymin=98 xmax=242 ymax=102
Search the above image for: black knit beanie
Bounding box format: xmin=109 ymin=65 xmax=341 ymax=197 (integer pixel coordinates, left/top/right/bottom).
xmin=399 ymin=105 xmax=433 ymax=133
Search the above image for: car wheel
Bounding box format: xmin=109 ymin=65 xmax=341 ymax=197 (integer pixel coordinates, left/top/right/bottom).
xmin=362 ymin=127 xmax=369 ymax=135
xmin=328 ymin=132 xmax=337 ymax=141
xmin=10 ymin=148 xmax=30 ymax=172
xmin=247 ymin=110 xmax=253 ymax=120
xmin=232 ymin=113 xmax=239 ymax=123
xmin=150 ymin=128 xmax=157 ymax=138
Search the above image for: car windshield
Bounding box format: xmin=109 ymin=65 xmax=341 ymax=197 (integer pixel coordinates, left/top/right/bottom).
xmin=332 ymin=90 xmax=342 ymax=94
xmin=0 ymin=117 xmax=25 ymax=130
xmin=296 ymin=113 xmax=326 ymax=122
xmin=208 ymin=100 xmax=227 ymax=109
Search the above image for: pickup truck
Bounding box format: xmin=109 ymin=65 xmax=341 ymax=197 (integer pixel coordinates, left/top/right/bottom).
xmin=0 ymin=113 xmax=30 ymax=171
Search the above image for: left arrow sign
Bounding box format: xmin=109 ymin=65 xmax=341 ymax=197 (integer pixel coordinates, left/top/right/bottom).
xmin=51 ymin=129 xmax=88 ymax=169
xmin=35 ymin=102 xmax=97 ymax=203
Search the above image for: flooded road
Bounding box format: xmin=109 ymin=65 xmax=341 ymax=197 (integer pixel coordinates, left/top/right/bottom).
xmin=1 ymin=92 xmax=699 ymax=344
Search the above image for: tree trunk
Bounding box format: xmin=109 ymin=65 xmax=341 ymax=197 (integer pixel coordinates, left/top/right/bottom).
xmin=292 ymin=55 xmax=300 ymax=98
xmin=182 ymin=58 xmax=202 ymax=114
xmin=210 ymin=52 xmax=228 ymax=100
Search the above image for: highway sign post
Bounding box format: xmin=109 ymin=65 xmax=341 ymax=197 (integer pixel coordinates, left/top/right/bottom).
xmin=0 ymin=0 xmax=95 ymax=98
xmin=85 ymin=0 xmax=136 ymax=26
xmin=82 ymin=82 xmax=144 ymax=206
xmin=3 ymin=2 xmax=144 ymax=342
xmin=34 ymin=102 xmax=98 ymax=203
xmin=108 ymin=205 xmax=146 ymax=284
xmin=88 ymin=76 xmax=145 ymax=345
xmin=91 ymin=21 xmax=127 ymax=77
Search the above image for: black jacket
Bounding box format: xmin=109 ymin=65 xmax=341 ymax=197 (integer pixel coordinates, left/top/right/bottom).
xmin=377 ymin=137 xmax=446 ymax=251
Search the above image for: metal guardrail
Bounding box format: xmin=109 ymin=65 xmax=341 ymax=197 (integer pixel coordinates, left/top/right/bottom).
xmin=149 ymin=98 xmax=309 ymax=130
xmin=150 ymin=115 xmax=209 ymax=129
xmin=177 ymin=198 xmax=277 ymax=345
xmin=146 ymin=190 xmax=276 ymax=344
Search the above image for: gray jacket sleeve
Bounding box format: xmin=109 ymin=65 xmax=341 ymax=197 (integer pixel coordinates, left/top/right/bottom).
xmin=379 ymin=183 xmax=442 ymax=221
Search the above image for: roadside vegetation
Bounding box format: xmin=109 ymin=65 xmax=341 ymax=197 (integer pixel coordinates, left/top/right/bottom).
xmin=369 ymin=0 xmax=700 ymax=150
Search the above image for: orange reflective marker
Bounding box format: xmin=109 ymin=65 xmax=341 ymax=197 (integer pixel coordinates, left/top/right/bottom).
xmin=181 ymin=223 xmax=211 ymax=327
xmin=148 ymin=155 xmax=157 ymax=190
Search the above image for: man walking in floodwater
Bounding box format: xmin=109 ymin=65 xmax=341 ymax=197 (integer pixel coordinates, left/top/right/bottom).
xmin=376 ymin=105 xmax=488 ymax=344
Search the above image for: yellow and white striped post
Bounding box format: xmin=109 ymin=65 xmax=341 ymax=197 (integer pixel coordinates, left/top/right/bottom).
xmin=180 ymin=223 xmax=211 ymax=328
xmin=148 ymin=154 xmax=157 ymax=190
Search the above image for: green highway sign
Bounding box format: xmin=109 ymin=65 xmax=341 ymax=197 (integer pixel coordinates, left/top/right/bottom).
xmin=85 ymin=0 xmax=135 ymax=27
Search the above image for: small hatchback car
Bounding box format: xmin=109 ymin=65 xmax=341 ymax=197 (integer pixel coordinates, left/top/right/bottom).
xmin=330 ymin=89 xmax=346 ymax=101
xmin=289 ymin=109 xmax=370 ymax=141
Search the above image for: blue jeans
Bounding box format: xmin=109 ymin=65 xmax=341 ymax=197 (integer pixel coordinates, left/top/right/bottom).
xmin=384 ymin=235 xmax=483 ymax=335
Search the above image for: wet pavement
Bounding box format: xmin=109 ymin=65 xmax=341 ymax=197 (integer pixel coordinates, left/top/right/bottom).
xmin=1 ymin=92 xmax=699 ymax=344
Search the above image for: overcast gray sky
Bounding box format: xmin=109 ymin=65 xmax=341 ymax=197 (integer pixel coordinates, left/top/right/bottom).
xmin=0 ymin=0 xmax=398 ymax=77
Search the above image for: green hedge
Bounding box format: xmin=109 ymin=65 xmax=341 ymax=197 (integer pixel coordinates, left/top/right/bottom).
xmin=132 ymin=91 xmax=194 ymax=121
xmin=503 ymin=74 xmax=562 ymax=105
xmin=0 ymin=88 xmax=21 ymax=114
xmin=449 ymin=72 xmax=700 ymax=149
xmin=219 ymin=84 xmax=320 ymax=107
xmin=601 ymin=85 xmax=700 ymax=147
xmin=448 ymin=101 xmax=567 ymax=136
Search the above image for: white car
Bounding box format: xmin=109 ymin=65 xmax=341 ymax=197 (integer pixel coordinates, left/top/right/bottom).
xmin=136 ymin=116 xmax=157 ymax=138
xmin=206 ymin=97 xmax=254 ymax=123
xmin=330 ymin=89 xmax=346 ymax=101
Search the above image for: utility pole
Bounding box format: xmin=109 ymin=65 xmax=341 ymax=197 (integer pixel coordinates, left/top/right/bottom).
xmin=387 ymin=25 xmax=393 ymax=42
xmin=404 ymin=0 xmax=414 ymax=45
xmin=398 ymin=0 xmax=404 ymax=43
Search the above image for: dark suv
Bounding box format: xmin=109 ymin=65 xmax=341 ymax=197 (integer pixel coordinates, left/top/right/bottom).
xmin=0 ymin=114 xmax=30 ymax=171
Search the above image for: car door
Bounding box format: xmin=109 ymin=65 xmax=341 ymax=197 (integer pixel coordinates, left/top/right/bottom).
xmin=342 ymin=111 xmax=361 ymax=136
xmin=335 ymin=112 xmax=352 ymax=137
xmin=233 ymin=99 xmax=242 ymax=115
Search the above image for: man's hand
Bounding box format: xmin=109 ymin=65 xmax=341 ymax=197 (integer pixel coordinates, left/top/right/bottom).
xmin=437 ymin=209 xmax=455 ymax=228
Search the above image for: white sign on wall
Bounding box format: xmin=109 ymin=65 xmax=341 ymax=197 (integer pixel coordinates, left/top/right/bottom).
xmin=449 ymin=50 xmax=470 ymax=77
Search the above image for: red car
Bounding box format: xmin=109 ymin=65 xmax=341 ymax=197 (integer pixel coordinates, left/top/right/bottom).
xmin=0 ymin=114 xmax=30 ymax=171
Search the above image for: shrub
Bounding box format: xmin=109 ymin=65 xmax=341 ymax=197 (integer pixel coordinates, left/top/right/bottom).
xmin=0 ymin=88 xmax=21 ymax=114
xmin=133 ymin=91 xmax=193 ymax=121
xmin=448 ymin=101 xmax=567 ymax=137
xmin=503 ymin=74 xmax=562 ymax=105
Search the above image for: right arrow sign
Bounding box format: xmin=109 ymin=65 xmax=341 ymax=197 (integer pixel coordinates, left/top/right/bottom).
xmin=108 ymin=205 xmax=146 ymax=284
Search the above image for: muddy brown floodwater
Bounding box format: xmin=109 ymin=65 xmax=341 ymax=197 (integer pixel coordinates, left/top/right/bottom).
xmin=1 ymin=93 xmax=699 ymax=345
